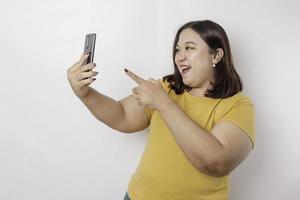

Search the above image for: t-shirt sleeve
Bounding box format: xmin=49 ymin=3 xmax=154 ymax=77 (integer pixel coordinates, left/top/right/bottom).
xmin=219 ymin=97 xmax=256 ymax=148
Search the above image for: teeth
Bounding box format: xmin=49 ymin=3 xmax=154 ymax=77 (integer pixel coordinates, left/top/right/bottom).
xmin=181 ymin=66 xmax=190 ymax=70
xmin=180 ymin=65 xmax=191 ymax=74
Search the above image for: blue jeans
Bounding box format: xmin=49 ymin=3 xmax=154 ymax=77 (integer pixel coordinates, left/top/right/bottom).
xmin=123 ymin=192 xmax=131 ymax=200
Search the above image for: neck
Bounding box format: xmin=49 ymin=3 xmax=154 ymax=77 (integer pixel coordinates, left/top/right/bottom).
xmin=189 ymin=87 xmax=207 ymax=97
xmin=188 ymin=80 xmax=214 ymax=97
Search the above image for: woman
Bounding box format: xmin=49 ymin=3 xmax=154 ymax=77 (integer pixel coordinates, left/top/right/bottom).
xmin=67 ymin=20 xmax=255 ymax=200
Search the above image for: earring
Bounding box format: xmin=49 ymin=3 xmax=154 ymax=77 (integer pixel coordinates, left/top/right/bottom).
xmin=212 ymin=63 xmax=216 ymax=68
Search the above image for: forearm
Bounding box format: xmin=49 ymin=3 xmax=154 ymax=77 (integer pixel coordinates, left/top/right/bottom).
xmin=79 ymin=86 xmax=126 ymax=131
xmin=158 ymin=100 xmax=227 ymax=176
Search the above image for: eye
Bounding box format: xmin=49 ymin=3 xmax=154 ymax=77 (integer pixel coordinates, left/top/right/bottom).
xmin=186 ymin=46 xmax=195 ymax=50
xmin=175 ymin=48 xmax=180 ymax=53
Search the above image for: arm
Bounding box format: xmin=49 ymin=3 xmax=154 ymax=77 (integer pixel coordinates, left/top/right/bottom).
xmin=67 ymin=55 xmax=149 ymax=133
xmin=79 ymin=86 xmax=150 ymax=133
xmin=123 ymin=69 xmax=253 ymax=177
xmin=158 ymin=99 xmax=253 ymax=177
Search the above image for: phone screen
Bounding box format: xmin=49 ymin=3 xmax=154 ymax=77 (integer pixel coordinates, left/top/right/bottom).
xmin=83 ymin=33 xmax=96 ymax=65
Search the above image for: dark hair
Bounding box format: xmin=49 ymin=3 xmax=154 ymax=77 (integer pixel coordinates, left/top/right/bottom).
xmin=163 ymin=20 xmax=243 ymax=98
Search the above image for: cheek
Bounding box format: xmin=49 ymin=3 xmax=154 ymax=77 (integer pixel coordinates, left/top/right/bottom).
xmin=174 ymin=57 xmax=180 ymax=70
xmin=174 ymin=55 xmax=179 ymax=65
xmin=190 ymin=52 xmax=211 ymax=70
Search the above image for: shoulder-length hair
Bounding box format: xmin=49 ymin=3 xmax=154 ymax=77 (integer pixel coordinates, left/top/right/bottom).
xmin=163 ymin=20 xmax=243 ymax=98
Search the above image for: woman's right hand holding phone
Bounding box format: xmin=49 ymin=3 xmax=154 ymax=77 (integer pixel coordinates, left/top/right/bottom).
xmin=67 ymin=53 xmax=99 ymax=98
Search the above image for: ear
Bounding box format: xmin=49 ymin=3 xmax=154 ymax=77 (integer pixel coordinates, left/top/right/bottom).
xmin=212 ymin=48 xmax=224 ymax=65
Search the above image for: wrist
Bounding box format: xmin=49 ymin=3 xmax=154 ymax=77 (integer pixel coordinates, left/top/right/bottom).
xmin=78 ymin=86 xmax=92 ymax=100
xmin=156 ymin=97 xmax=176 ymax=113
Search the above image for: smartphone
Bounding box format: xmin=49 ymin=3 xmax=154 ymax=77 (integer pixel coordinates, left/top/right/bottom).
xmin=83 ymin=33 xmax=96 ymax=65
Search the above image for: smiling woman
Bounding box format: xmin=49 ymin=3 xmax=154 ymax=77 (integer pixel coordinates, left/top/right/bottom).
xmin=126 ymin=20 xmax=255 ymax=200
xmin=67 ymin=20 xmax=255 ymax=200
xmin=164 ymin=20 xmax=243 ymax=98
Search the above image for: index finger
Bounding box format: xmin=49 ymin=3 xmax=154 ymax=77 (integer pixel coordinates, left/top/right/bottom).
xmin=124 ymin=68 xmax=146 ymax=85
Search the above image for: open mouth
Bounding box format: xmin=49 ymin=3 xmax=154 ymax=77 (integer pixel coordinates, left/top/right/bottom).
xmin=180 ymin=65 xmax=192 ymax=76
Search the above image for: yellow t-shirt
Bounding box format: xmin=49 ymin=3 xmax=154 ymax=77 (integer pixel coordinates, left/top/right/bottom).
xmin=127 ymin=80 xmax=255 ymax=200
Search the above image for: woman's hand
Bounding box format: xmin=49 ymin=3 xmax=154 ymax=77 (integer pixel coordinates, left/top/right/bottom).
xmin=67 ymin=53 xmax=99 ymax=98
xmin=124 ymin=69 xmax=172 ymax=111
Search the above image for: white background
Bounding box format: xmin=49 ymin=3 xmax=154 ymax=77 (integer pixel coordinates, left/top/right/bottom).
xmin=0 ymin=0 xmax=299 ymax=199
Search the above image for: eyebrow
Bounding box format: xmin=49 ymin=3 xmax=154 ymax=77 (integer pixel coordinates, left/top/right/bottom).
xmin=176 ymin=41 xmax=197 ymax=47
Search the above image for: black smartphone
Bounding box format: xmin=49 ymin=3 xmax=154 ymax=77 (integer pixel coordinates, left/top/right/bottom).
xmin=83 ymin=33 xmax=96 ymax=65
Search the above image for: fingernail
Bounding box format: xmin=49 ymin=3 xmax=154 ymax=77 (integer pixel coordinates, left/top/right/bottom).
xmin=124 ymin=68 xmax=128 ymax=72
xmin=93 ymin=63 xmax=96 ymax=66
xmin=93 ymin=78 xmax=96 ymax=80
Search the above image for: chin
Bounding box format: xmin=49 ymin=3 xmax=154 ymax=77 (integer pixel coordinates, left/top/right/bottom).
xmin=182 ymin=78 xmax=193 ymax=87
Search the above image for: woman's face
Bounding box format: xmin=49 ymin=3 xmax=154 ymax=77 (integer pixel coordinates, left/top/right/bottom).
xmin=175 ymin=28 xmax=215 ymax=90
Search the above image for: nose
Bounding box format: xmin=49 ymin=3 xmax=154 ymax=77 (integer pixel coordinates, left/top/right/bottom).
xmin=176 ymin=50 xmax=187 ymax=62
